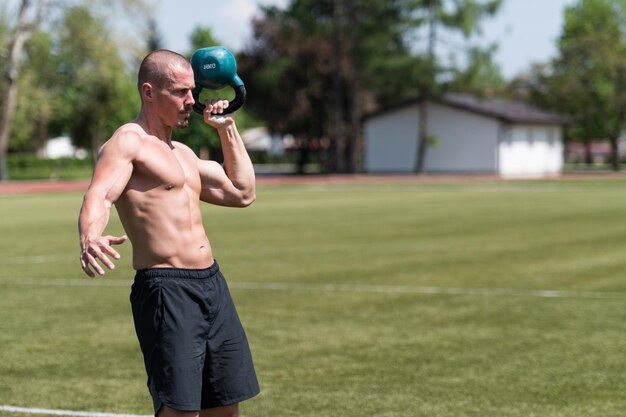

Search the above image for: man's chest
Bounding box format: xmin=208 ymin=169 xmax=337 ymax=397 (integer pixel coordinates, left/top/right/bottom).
xmin=130 ymin=143 xmax=200 ymax=191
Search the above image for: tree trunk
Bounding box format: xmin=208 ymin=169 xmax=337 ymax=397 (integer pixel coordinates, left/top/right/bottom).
xmin=415 ymin=4 xmax=436 ymax=174
xmin=583 ymin=139 xmax=593 ymax=165
xmin=346 ymin=0 xmax=360 ymax=173
xmin=0 ymin=0 xmax=48 ymax=181
xmin=0 ymin=29 xmax=29 ymax=181
xmin=0 ymin=78 xmax=20 ymax=180
xmin=0 ymin=158 xmax=7 ymax=181
xmin=332 ymin=0 xmax=346 ymax=174
xmin=415 ymin=98 xmax=429 ymax=173
xmin=610 ymin=136 xmax=621 ymax=171
xmin=610 ymin=99 xmax=626 ymax=172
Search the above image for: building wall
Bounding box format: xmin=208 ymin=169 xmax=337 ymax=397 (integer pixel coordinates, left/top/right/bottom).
xmin=363 ymin=103 xmax=564 ymax=177
xmin=425 ymin=103 xmax=499 ymax=173
xmin=364 ymin=102 xmax=498 ymax=173
xmin=498 ymin=124 xmax=563 ymax=178
xmin=364 ymin=105 xmax=419 ymax=172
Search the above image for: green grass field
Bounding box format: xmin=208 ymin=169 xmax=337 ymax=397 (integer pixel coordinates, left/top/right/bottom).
xmin=1 ymin=177 xmax=626 ymax=417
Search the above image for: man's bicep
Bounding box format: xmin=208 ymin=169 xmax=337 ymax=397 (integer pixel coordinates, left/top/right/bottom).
xmin=198 ymin=160 xmax=240 ymax=205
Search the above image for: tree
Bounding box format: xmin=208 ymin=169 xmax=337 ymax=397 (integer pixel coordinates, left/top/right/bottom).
xmin=10 ymin=30 xmax=57 ymax=153
xmin=146 ymin=17 xmax=164 ymax=52
xmin=239 ymin=0 xmax=409 ymax=173
xmin=446 ymin=44 xmax=505 ymax=96
xmin=238 ymin=0 xmax=502 ymax=174
xmin=239 ymin=1 xmax=343 ymax=173
xmin=0 ymin=0 xmax=48 ymax=180
xmin=404 ymin=0 xmax=502 ymax=172
xmin=53 ymin=5 xmax=139 ymax=153
xmin=514 ymin=0 xmax=626 ymax=170
xmin=0 ymin=0 xmax=153 ymax=177
xmin=558 ymin=0 xmax=626 ymax=170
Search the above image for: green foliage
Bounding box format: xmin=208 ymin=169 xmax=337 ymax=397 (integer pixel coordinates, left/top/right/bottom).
xmin=0 ymin=0 xmax=507 ymax=165
xmin=53 ymin=5 xmax=140 ymax=150
xmin=240 ymin=0 xmax=414 ymax=136
xmin=0 ymin=11 xmax=8 ymax=89
xmin=357 ymin=1 xmax=428 ymax=103
xmin=446 ymin=44 xmax=506 ymax=95
xmin=404 ymin=0 xmax=502 ymax=36
xmin=0 ymin=0 xmax=154 ymax=163
xmin=9 ymin=31 xmax=57 ymax=152
xmin=1 ymin=179 xmax=626 ymax=416
xmin=188 ymin=26 xmax=220 ymax=52
xmin=238 ymin=0 xmax=503 ymax=173
xmin=146 ymin=17 xmax=164 ymax=52
xmin=238 ymin=0 xmax=409 ymax=174
xmin=403 ymin=0 xmax=504 ymax=91
xmin=511 ymin=0 xmax=626 ymax=169
xmin=6 ymin=154 xmax=94 ymax=180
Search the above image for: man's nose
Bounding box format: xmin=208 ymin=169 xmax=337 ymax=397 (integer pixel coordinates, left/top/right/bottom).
xmin=186 ymin=90 xmax=195 ymax=105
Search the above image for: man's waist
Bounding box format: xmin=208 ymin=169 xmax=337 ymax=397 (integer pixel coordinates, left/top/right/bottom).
xmin=134 ymin=260 xmax=219 ymax=280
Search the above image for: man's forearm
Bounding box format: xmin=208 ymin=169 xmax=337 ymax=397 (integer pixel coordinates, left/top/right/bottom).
xmin=78 ymin=192 xmax=125 ymax=276
xmin=78 ymin=195 xmax=111 ymax=247
xmin=217 ymin=123 xmax=255 ymax=191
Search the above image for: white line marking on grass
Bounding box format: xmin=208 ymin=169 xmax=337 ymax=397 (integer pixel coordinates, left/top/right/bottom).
xmin=5 ymin=278 xmax=131 ymax=287
xmin=0 ymin=405 xmax=150 ymax=417
xmin=2 ymin=277 xmax=623 ymax=300
xmin=228 ymin=282 xmax=626 ymax=300
xmin=2 ymin=255 xmax=72 ymax=264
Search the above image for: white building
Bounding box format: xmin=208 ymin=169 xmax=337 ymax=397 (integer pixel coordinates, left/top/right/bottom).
xmin=363 ymin=93 xmax=569 ymax=178
xmin=39 ymin=136 xmax=87 ymax=159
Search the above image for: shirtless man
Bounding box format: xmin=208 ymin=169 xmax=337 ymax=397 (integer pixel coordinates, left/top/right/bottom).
xmin=78 ymin=50 xmax=259 ymax=417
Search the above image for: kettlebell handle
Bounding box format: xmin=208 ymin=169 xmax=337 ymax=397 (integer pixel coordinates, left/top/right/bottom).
xmin=192 ymin=84 xmax=247 ymax=115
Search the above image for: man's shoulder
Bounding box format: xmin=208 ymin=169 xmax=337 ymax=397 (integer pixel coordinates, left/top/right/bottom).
xmin=111 ymin=122 xmax=146 ymax=142
xmin=99 ymin=123 xmax=145 ymax=157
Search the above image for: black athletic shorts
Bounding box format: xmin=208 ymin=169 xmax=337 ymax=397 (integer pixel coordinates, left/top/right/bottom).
xmin=130 ymin=261 xmax=260 ymax=414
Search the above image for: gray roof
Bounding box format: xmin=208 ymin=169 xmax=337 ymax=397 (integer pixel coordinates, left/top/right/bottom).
xmin=365 ymin=93 xmax=571 ymax=125
xmin=440 ymin=93 xmax=570 ymax=125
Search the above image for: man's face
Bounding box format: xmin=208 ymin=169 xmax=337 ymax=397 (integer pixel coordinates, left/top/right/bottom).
xmin=154 ymin=64 xmax=195 ymax=129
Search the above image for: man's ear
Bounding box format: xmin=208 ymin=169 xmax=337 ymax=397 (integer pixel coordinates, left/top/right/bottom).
xmin=141 ymin=82 xmax=154 ymax=101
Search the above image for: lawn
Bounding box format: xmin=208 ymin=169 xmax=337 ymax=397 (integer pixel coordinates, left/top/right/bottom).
xmin=0 ymin=177 xmax=625 ymax=417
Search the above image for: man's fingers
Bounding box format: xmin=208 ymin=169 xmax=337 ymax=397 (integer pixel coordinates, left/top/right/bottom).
xmin=204 ymin=99 xmax=229 ymax=114
xmin=88 ymin=252 xmax=106 ymax=275
xmin=84 ymin=247 xmax=114 ymax=274
xmin=91 ymin=248 xmax=115 ymax=270
xmin=102 ymin=246 xmax=121 ymax=261
xmin=82 ymin=266 xmax=95 ymax=278
xmin=103 ymin=236 xmax=126 ymax=260
xmin=105 ymin=235 xmax=126 ymax=258
xmin=106 ymin=235 xmax=127 ymax=246
xmin=80 ymin=256 xmax=95 ymax=277
xmin=99 ymin=255 xmax=115 ymax=270
xmin=82 ymin=252 xmax=104 ymax=276
xmin=80 ymin=236 xmax=125 ymax=277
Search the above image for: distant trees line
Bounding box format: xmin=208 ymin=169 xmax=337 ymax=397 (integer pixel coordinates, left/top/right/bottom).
xmin=1 ymin=0 xmax=624 ymax=180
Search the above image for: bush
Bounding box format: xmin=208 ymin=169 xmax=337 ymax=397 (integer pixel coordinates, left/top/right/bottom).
xmin=6 ymin=154 xmax=94 ymax=180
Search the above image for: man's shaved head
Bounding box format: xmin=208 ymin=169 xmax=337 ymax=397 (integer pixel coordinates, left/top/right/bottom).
xmin=137 ymin=49 xmax=192 ymax=92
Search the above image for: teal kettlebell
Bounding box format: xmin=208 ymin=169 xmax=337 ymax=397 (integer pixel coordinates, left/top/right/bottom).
xmin=190 ymin=46 xmax=246 ymax=115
